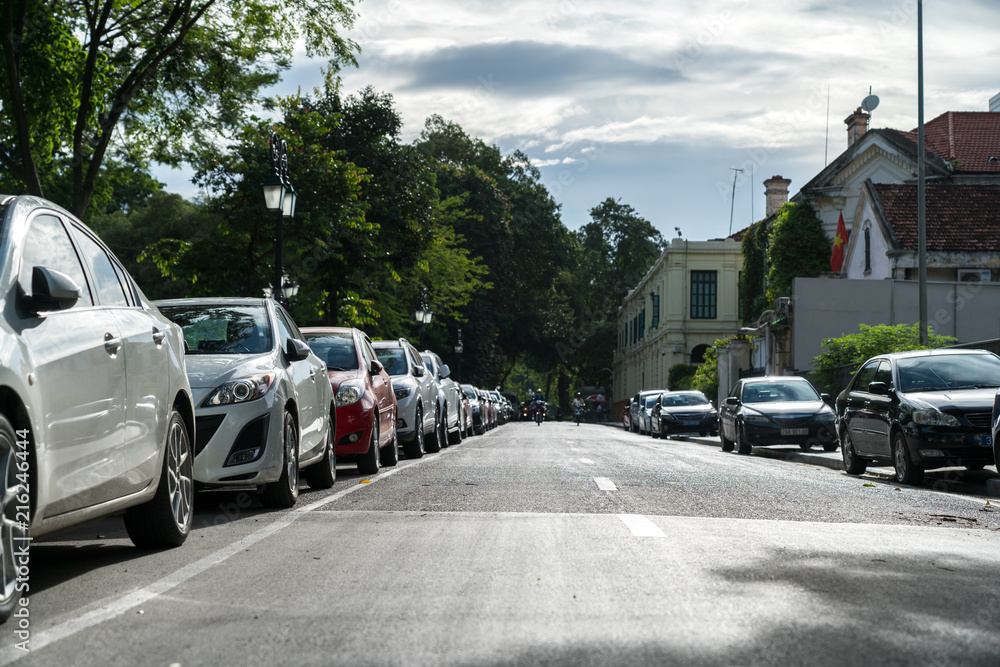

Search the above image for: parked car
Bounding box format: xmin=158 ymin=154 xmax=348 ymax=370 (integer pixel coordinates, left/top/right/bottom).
xmin=302 ymin=327 xmax=398 ymax=474
xmin=489 ymin=390 xmax=507 ymax=425
xmin=622 ymin=397 xmax=633 ymax=430
xmin=372 ymin=338 xmax=441 ymax=458
xmin=457 ymin=385 xmax=474 ymax=436
xmin=155 ymin=298 xmax=335 ymax=508
xmin=629 ymin=390 xmax=661 ymax=433
xmin=463 ymin=384 xmax=485 ymax=434
xmin=478 ymin=388 xmax=496 ymax=429
xmin=651 ymin=391 xmax=719 ymax=439
xmin=719 ymin=376 xmax=838 ymax=455
xmin=421 ymin=350 xmax=464 ymax=445
xmin=638 ymin=391 xmax=662 ymax=434
xmin=839 ymin=349 xmax=1000 ymax=484
xmin=0 ymin=195 xmax=197 ymax=623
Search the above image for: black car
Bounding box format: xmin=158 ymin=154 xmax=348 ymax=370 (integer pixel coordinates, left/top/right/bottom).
xmin=838 ymin=349 xmax=1000 ymax=485
xmin=719 ymin=376 xmax=838 ymax=455
xmin=650 ymin=391 xmax=718 ymax=439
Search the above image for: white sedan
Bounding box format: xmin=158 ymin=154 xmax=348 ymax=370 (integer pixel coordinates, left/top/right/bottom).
xmin=155 ymin=298 xmax=335 ymax=508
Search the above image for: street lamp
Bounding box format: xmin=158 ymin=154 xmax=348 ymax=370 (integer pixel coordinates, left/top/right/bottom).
xmin=453 ymin=328 xmax=463 ymax=383
xmin=261 ymin=130 xmax=296 ymax=305
xmin=414 ymin=288 xmax=433 ymax=327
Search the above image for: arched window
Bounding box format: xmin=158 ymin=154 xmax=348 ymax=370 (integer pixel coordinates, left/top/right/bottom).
xmin=691 ymin=344 xmax=709 ymax=364
xmin=864 ymin=225 xmax=872 ymax=273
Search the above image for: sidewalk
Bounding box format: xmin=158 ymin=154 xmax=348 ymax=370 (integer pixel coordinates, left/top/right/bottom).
xmin=601 ymin=421 xmax=1000 ymax=498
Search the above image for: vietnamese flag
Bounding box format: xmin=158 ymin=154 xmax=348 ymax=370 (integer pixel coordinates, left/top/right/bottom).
xmin=830 ymin=212 xmax=848 ymax=273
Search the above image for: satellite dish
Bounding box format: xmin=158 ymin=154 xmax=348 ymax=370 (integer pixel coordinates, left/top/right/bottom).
xmin=861 ymin=94 xmax=880 ymax=113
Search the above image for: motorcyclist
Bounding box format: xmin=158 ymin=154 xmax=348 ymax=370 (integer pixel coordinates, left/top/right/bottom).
xmin=531 ymin=388 xmax=546 ymax=424
xmin=571 ymin=392 xmax=586 ymax=425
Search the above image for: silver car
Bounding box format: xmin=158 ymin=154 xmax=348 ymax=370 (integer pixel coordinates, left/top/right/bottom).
xmin=421 ymin=350 xmax=464 ymax=445
xmin=155 ymin=298 xmax=334 ymax=508
xmin=372 ymin=338 xmax=441 ymax=458
xmin=0 ymin=195 xmax=196 ymax=623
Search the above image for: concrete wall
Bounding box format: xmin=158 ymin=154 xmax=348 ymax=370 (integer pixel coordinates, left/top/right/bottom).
xmin=792 ymin=277 xmax=1000 ymax=371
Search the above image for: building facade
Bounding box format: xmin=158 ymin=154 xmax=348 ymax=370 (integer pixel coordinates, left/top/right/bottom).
xmin=613 ymin=237 xmax=742 ymax=414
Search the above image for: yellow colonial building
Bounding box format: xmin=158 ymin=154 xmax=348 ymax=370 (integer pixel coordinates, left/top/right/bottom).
xmin=613 ymin=237 xmax=742 ymax=415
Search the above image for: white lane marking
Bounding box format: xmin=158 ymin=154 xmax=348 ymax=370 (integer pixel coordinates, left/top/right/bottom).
xmin=0 ymin=449 xmax=446 ymax=664
xmin=595 ymin=477 xmax=617 ymax=491
xmin=579 ymin=458 xmax=595 ymax=465
xmin=618 ymin=514 xmax=667 ymax=538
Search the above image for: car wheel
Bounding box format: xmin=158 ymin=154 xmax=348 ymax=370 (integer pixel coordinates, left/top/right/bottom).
xmin=736 ymin=425 xmax=752 ymax=455
xmin=403 ymin=406 xmax=425 ymax=459
xmin=380 ymin=429 xmax=399 ymax=467
xmin=357 ymin=417 xmax=381 ymax=476
xmin=124 ymin=409 xmax=194 ymax=548
xmin=721 ymin=433 xmax=735 ymax=452
xmin=448 ymin=414 xmax=463 ymax=445
xmin=892 ymin=431 xmax=923 ymax=485
xmin=0 ymin=413 xmax=30 ymax=623
xmin=426 ymin=407 xmax=443 ymax=453
xmin=306 ymin=420 xmax=337 ymax=489
xmin=841 ymin=429 xmax=867 ymax=475
xmin=261 ymin=411 xmax=300 ymax=508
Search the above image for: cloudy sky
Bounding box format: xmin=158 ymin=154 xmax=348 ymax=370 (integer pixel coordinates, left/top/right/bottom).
xmin=162 ymin=0 xmax=1000 ymax=241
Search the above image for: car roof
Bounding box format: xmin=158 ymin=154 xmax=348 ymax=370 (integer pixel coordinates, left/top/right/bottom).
xmin=873 ymin=349 xmax=997 ymax=361
xmin=154 ymin=297 xmax=268 ymax=307
xmin=300 ymin=326 xmax=356 ymax=335
xmin=742 ymin=376 xmax=810 ymax=384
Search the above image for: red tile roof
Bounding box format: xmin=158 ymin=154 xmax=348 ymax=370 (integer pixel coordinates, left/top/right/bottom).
xmin=872 ymin=183 xmax=1000 ymax=252
xmin=902 ymin=112 xmax=1000 ymax=173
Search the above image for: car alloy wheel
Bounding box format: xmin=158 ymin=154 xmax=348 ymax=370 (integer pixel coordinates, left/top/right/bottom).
xmin=404 ymin=406 xmax=425 ymax=459
xmin=261 ymin=411 xmax=300 ymax=508
xmin=736 ymin=424 xmax=751 ymax=455
xmin=892 ymin=432 xmax=923 ymax=485
xmin=306 ymin=420 xmax=336 ymax=489
xmin=358 ymin=416 xmax=381 ymax=475
xmin=841 ymin=429 xmax=867 ymax=475
xmin=124 ymin=409 xmax=194 ymax=548
xmin=0 ymin=414 xmax=29 ymax=623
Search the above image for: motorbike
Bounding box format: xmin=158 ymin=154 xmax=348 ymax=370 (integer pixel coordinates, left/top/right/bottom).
xmin=573 ymin=404 xmax=584 ymax=425
xmin=533 ymin=400 xmax=546 ymax=425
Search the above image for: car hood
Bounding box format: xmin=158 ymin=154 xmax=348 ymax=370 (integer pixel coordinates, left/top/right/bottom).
xmin=906 ymin=388 xmax=997 ymax=411
xmin=744 ymin=400 xmax=828 ymax=416
xmin=184 ymin=353 xmax=278 ymax=389
xmin=662 ymin=405 xmax=715 ymax=415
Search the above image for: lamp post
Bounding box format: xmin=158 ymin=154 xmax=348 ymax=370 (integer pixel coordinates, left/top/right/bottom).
xmin=453 ymin=328 xmax=463 ymax=383
xmin=262 ymin=131 xmax=297 ymax=306
xmin=414 ymin=287 xmax=433 ymax=332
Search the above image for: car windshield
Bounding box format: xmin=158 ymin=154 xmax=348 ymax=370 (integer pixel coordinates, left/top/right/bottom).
xmin=742 ymin=381 xmax=818 ymax=403
xmin=644 ymin=395 xmax=659 ymax=409
xmin=662 ymin=393 xmax=709 ymax=407
xmin=302 ymin=332 xmax=358 ymax=371
xmin=159 ymin=304 xmax=271 ymax=355
xmin=463 ymin=387 xmax=478 ymax=399
xmin=373 ymin=346 xmax=408 ymax=376
xmin=897 ymin=354 xmax=1000 ymax=393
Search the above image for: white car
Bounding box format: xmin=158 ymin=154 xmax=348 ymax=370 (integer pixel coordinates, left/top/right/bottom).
xmin=372 ymin=338 xmax=441 ymax=458
xmin=155 ymin=298 xmax=334 ymax=508
xmin=0 ymin=195 xmax=196 ymax=623
xmin=421 ymin=350 xmax=464 ymax=445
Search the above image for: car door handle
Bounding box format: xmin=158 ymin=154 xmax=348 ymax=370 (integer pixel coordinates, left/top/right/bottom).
xmin=104 ymin=332 xmax=122 ymax=356
xmin=152 ymin=328 xmax=166 ymax=345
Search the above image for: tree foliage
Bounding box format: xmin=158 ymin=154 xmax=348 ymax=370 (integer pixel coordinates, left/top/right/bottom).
xmin=691 ymin=337 xmax=733 ymax=403
xmin=812 ymin=323 xmax=956 ymax=377
xmin=0 ymin=0 xmax=358 ymax=216
xmin=765 ymin=202 xmax=831 ymax=303
xmin=738 ymin=219 xmax=768 ymax=323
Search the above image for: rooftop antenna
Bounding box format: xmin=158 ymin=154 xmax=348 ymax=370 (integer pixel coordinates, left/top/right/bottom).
xmin=824 ymin=84 xmax=830 ymax=167
xmin=674 ymin=226 xmax=682 ymax=238
xmin=728 ymin=167 xmax=744 ymax=236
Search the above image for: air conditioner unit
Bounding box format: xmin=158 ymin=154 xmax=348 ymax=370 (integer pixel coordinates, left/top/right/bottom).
xmin=957 ymin=269 xmax=991 ymax=283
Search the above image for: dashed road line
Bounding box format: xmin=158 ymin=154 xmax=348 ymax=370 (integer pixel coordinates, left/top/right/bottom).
xmin=618 ymin=514 xmax=667 ymax=537
xmin=579 ymin=458 xmax=595 ymax=465
xmin=595 ymin=477 xmax=617 ymax=491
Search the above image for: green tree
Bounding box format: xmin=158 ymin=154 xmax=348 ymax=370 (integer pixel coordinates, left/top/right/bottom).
xmin=691 ymin=338 xmax=733 ymax=402
xmin=668 ymin=364 xmax=698 ymax=391
xmin=739 ymin=219 xmax=769 ymax=323
xmin=766 ymin=202 xmax=831 ymax=303
xmin=1 ymin=0 xmax=358 ymax=216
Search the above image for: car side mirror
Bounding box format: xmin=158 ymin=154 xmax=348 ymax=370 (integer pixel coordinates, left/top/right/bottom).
xmin=867 ymin=381 xmax=889 ymax=395
xmin=19 ymin=266 xmax=82 ymax=315
xmin=439 ymin=363 xmax=451 ymax=379
xmin=285 ymin=338 xmax=312 ymax=362
xmin=412 ymin=364 xmax=425 ymax=377
xmin=726 ymin=396 xmax=739 ymax=406
xmin=369 ymin=359 xmax=383 ymax=375
xmin=820 ymin=393 xmax=832 ymax=403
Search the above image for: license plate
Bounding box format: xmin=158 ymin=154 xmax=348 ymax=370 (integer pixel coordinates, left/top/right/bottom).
xmin=980 ymin=434 xmax=993 ymax=448
xmin=682 ymin=420 xmax=699 ymax=426
xmin=781 ymin=428 xmax=808 ymax=436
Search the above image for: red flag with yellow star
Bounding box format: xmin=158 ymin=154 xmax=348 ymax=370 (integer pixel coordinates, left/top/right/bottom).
xmin=830 ymin=212 xmax=848 ymax=272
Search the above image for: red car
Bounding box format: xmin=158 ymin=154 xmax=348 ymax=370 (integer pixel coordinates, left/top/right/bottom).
xmin=302 ymin=327 xmax=398 ymax=474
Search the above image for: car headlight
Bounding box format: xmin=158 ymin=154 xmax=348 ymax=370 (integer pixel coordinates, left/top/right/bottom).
xmin=204 ymin=374 xmax=274 ymax=407
xmin=394 ymin=385 xmax=412 ymax=400
xmin=743 ymin=410 xmax=771 ymax=424
xmin=912 ymin=408 xmax=961 ymax=427
xmin=661 ymin=412 xmax=678 ymax=421
xmin=814 ymin=408 xmax=837 ymax=423
xmin=336 ymin=379 xmax=365 ymax=407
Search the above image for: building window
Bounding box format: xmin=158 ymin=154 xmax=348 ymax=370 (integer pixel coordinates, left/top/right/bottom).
xmin=691 ymin=270 xmax=717 ymax=319
xmin=691 ymin=344 xmax=709 ymax=364
xmin=652 ymin=294 xmax=660 ymax=328
xmin=864 ymin=226 xmax=872 ymax=273
xmin=639 ymin=308 xmax=645 ymax=338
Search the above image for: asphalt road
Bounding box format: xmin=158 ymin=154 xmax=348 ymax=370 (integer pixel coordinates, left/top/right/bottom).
xmin=5 ymin=421 xmax=1000 ymax=666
